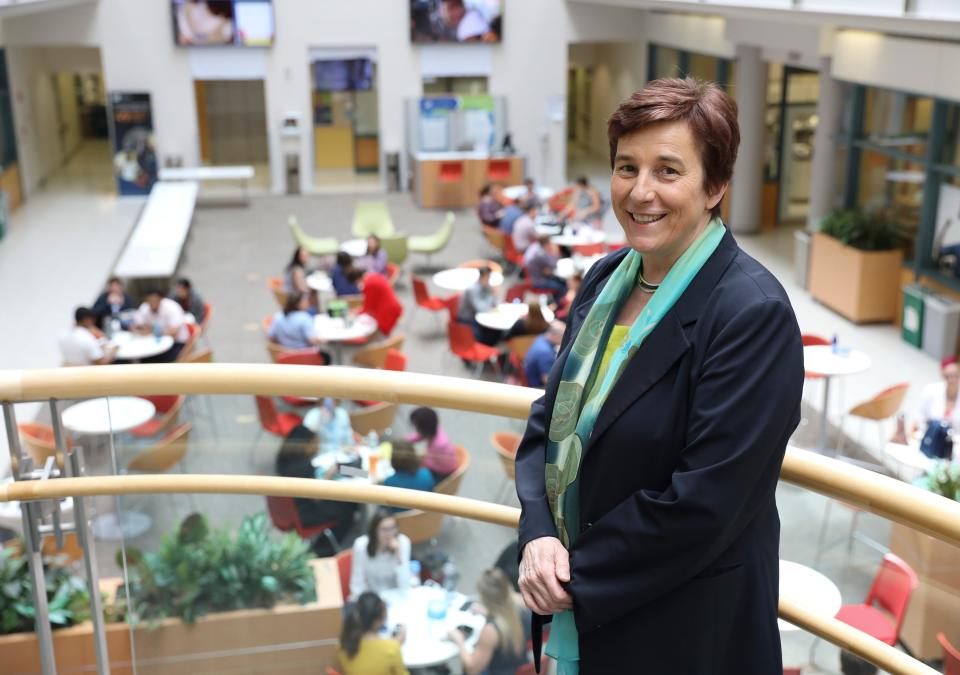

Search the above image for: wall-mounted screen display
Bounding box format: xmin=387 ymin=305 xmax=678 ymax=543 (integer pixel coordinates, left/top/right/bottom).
xmin=313 ymin=59 xmax=374 ymax=92
xmin=172 ymin=0 xmax=274 ymax=47
xmin=410 ymin=0 xmax=503 ymax=43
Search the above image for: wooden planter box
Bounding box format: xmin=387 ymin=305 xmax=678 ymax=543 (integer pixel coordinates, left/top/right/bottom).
xmin=809 ymin=232 xmax=903 ymax=323
xmin=1 ymin=558 xmax=343 ymax=675
xmin=890 ymin=522 xmax=960 ymax=660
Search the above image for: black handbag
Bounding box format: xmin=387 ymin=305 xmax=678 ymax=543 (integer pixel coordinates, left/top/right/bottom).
xmin=920 ymin=420 xmax=953 ymax=459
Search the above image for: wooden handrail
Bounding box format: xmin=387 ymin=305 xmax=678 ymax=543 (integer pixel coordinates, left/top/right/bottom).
xmin=0 ymin=474 xmax=938 ymax=675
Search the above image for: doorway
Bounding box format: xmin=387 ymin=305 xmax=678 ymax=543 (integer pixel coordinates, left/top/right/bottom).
xmin=194 ymin=79 xmax=269 ymax=182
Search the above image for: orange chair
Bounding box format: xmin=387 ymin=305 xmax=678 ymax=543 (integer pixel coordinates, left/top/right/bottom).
xmin=838 ymin=382 xmax=909 ymax=458
xmin=482 ymin=225 xmax=506 ymax=256
xmin=385 ymin=262 xmax=401 ymax=287
xmin=275 ymin=348 xmax=326 ymax=406
xmin=352 ymin=333 xmax=405 ymax=369
xmin=17 ymin=423 xmax=71 ymax=470
xmin=129 ymin=395 xmax=185 ymax=438
xmin=266 ymin=495 xmax=341 ymax=552
xmin=267 ymin=277 xmax=288 ymax=308
xmin=253 ymin=397 xmax=303 ymax=463
xmin=492 ymin=431 xmax=521 ymax=502
xmin=447 ymin=322 xmax=500 ymax=377
xmin=836 ymin=553 xmax=918 ymax=648
xmin=383 ymin=349 xmax=407 ymax=372
xmin=127 ymin=423 xmax=192 ymax=473
xmin=503 ymin=236 xmax=526 ymax=269
xmin=335 ymin=548 xmax=353 ymax=603
xmin=938 ymin=632 xmax=960 ymax=675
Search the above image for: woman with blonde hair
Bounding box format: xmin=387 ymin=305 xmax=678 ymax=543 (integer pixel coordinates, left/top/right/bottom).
xmin=448 ymin=568 xmax=531 ymax=675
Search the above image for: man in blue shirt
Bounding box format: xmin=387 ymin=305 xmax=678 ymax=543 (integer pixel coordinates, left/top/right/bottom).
xmin=523 ymin=321 xmax=564 ymax=387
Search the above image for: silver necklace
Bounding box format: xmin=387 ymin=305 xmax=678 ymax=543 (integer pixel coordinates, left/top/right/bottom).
xmin=637 ymin=270 xmax=660 ymax=294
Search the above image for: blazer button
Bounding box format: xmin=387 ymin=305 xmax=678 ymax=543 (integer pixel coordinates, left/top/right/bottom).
xmin=580 ymin=521 xmax=593 ymax=534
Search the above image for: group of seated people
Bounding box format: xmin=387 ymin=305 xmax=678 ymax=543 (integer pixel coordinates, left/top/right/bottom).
xmin=60 ymin=276 xmax=206 ymax=366
xmin=338 ymin=512 xmax=531 ymax=675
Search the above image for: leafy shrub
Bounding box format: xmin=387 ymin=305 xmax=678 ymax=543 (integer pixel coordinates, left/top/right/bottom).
xmin=819 ymin=209 xmax=898 ymax=251
xmin=119 ymin=513 xmax=316 ymax=626
xmin=921 ymin=461 xmax=960 ymax=502
xmin=0 ymin=546 xmax=92 ymax=635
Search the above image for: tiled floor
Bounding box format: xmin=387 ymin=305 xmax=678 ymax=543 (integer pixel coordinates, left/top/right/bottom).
xmin=0 ymin=142 xmax=949 ymax=672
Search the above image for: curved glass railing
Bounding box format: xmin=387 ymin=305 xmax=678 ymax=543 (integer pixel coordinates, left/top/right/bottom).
xmin=1 ymin=364 xmax=956 ymax=675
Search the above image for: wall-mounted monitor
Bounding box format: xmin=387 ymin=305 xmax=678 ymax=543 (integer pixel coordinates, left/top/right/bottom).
xmin=312 ymin=59 xmax=374 ymax=92
xmin=172 ymin=0 xmax=274 ymax=47
xmin=410 ymin=0 xmax=503 ymax=44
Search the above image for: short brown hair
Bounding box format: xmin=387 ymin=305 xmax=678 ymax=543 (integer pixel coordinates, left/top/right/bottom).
xmin=390 ymin=440 xmax=422 ymax=474
xmin=607 ymin=78 xmax=739 ymax=218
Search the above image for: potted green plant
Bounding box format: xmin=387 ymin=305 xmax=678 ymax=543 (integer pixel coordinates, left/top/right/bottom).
xmin=809 ymin=209 xmax=904 ymax=322
xmin=0 ymin=545 xmax=93 ymax=635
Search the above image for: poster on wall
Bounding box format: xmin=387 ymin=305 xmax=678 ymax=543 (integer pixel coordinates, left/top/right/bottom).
xmin=108 ymin=92 xmax=158 ymax=196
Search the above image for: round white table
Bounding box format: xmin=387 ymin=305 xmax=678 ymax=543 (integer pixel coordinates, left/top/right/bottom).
xmin=432 ymin=268 xmax=504 ymax=292
xmin=476 ymin=302 xmax=555 ymax=331
xmin=61 ymin=397 xmax=156 ymax=435
xmin=314 ymin=314 xmax=378 ymax=363
xmin=503 ymin=185 xmax=553 ymax=202
xmin=306 ymin=271 xmax=333 ymax=293
xmin=535 ymin=223 xmax=563 ymax=237
xmin=551 ymin=227 xmax=606 ymax=248
xmin=884 ymin=440 xmax=935 ymax=482
xmin=381 ymin=586 xmax=485 ymax=669
xmin=778 ymin=560 xmax=842 ymax=632
xmin=802 ymin=345 xmax=872 ymax=454
xmin=341 ymin=238 xmax=368 ymax=258
xmin=555 ymin=254 xmax=603 ymax=280
xmin=110 ymin=332 xmax=174 ymax=361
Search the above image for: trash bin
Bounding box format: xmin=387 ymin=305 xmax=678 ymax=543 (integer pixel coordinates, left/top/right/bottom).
xmin=385 ymin=151 xmax=401 ymax=192
xmin=901 ymin=284 xmax=925 ymax=348
xmin=793 ymin=229 xmax=811 ymax=289
xmin=285 ymin=153 xmax=300 ymax=195
xmin=922 ymin=292 xmax=960 ymax=360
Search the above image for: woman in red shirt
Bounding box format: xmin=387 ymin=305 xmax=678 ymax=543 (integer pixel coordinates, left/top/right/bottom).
xmin=359 ymin=273 xmax=402 ymax=336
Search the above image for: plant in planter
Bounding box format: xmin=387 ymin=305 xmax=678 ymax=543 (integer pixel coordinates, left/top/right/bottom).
xmin=918 ymin=461 xmax=960 ymax=501
xmin=119 ymin=512 xmax=317 ymax=626
xmin=0 ymin=545 xmax=92 ymax=635
xmin=809 ymin=209 xmax=904 ymax=323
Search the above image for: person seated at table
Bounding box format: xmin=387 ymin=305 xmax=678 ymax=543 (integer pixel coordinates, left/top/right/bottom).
xmin=170 ymin=277 xmax=206 ymax=324
xmin=283 ymin=246 xmax=313 ymax=296
xmin=456 ymin=265 xmax=501 ymax=346
xmin=60 ymin=307 xmax=118 ymax=366
xmin=522 ymin=176 xmax=541 ymax=209
xmin=566 ymin=175 xmax=604 ymax=228
xmin=522 ymin=233 xmax=566 ymax=301
xmin=407 ymin=406 xmax=458 ymax=481
xmin=349 ymin=508 xmax=412 ymax=601
xmin=274 ymin=424 xmax=359 ymax=555
xmin=131 ymin=289 xmax=189 ymax=362
xmin=522 ymin=321 xmax=564 ymax=388
xmin=498 ymin=198 xmax=526 ymax=236
xmin=503 ymin=301 xmax=551 ymax=341
xmin=357 ymin=235 xmax=389 ymax=276
xmin=555 ymin=273 xmax=582 ymax=321
xmin=510 ymin=201 xmax=539 ymax=254
xmin=477 ymin=184 xmax=504 ymax=228
xmin=332 ymin=252 xmax=363 ymax=297
xmin=911 ymin=355 xmax=960 ymax=439
xmin=269 ymin=292 xmax=324 ymax=350
xmin=303 ymin=397 xmax=353 ymax=455
xmin=383 ymin=440 xmax=435 ymax=512
xmin=92 ymin=276 xmax=134 ymax=330
xmin=337 ymin=591 xmax=408 ymax=675
xmin=358 ymin=272 xmax=403 ymax=336
xmin=448 ymin=568 xmax=531 ymax=675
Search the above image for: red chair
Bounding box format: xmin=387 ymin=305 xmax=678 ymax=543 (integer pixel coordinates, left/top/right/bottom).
xmin=447 ymin=322 xmax=500 ymax=376
xmin=505 ymin=281 xmax=531 ymax=304
xmin=802 ymin=333 xmax=831 ymax=380
xmin=938 ymin=632 xmax=960 ymax=675
xmin=253 ymin=397 xmax=303 ymax=460
xmin=383 ymin=349 xmax=407 ymax=372
xmin=385 ymin=262 xmax=401 ymax=287
xmin=266 ymin=495 xmax=341 ymax=552
xmin=276 ymin=349 xmax=326 ymax=406
xmin=503 ymin=235 xmax=525 ymax=268
xmin=129 ymin=394 xmax=186 ymax=438
xmin=835 ymin=553 xmax=918 ymax=648
xmin=412 ymin=275 xmax=454 ymax=332
xmin=335 ymin=548 xmax=353 ymax=602
xmin=783 ymin=669 xmax=802 ymax=675
xmin=439 ymin=161 xmax=463 ymax=182
xmin=442 ymin=294 xmax=461 ymax=323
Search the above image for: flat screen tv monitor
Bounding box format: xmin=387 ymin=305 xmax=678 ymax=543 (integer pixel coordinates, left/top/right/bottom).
xmin=313 ymin=59 xmax=374 ymax=92
xmin=410 ymin=0 xmax=503 ymax=43
xmin=172 ymin=0 xmax=274 ymax=47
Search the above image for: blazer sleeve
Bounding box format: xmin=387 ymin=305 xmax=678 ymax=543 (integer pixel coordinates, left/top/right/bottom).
xmin=567 ymin=298 xmax=803 ymax=633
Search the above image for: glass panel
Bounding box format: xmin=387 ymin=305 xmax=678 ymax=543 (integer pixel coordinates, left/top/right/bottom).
xmin=931 ymin=174 xmax=960 ymax=278
xmin=862 ymin=88 xmax=933 ymax=157
xmin=653 ymin=46 xmax=681 ymax=80
xmin=779 ymin=103 xmax=818 ymax=222
xmin=687 ymin=53 xmax=717 ymax=83
xmin=785 ymin=71 xmax=819 ymax=104
xmin=857 ymin=149 xmax=925 ymax=261
xmin=942 ymin=103 xmax=960 ymax=167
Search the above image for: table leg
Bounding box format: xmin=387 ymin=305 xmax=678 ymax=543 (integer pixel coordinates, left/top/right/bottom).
xmin=818 ymin=377 xmax=831 ymax=454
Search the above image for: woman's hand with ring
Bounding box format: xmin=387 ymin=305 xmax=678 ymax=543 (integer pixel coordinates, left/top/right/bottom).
xmin=518 ymin=536 xmax=573 ymax=615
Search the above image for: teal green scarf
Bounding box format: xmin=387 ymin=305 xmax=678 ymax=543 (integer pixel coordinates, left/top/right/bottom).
xmin=543 ymin=218 xmax=725 ymax=674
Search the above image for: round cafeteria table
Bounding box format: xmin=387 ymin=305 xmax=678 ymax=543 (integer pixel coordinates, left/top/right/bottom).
xmin=502 ymin=185 xmax=554 ymax=202
xmin=551 ymin=227 xmax=606 ymax=248
xmin=802 ymin=345 xmax=872 ymax=454
xmin=555 ymin=254 xmax=603 ymax=280
xmin=314 ymin=313 xmax=378 ymax=362
xmin=475 ymin=302 xmax=555 ymax=332
xmin=778 ymin=560 xmax=842 ymax=632
xmin=110 ymin=332 xmax=174 ymax=361
xmin=432 ymin=268 xmax=504 ymax=292
xmin=341 ymin=238 xmax=368 ymax=258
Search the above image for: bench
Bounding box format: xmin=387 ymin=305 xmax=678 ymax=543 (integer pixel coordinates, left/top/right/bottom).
xmin=158 ymin=165 xmax=254 ymax=202
xmin=113 ymin=181 xmax=198 ymax=294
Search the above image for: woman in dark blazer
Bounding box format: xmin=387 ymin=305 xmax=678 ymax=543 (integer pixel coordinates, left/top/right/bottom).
xmin=515 ymin=78 xmax=804 ymax=674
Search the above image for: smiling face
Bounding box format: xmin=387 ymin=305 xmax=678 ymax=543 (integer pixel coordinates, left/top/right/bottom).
xmin=611 ymin=120 xmax=726 ymax=278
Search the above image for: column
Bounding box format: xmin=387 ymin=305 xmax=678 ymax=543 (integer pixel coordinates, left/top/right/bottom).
xmin=807 ymin=57 xmax=846 ymax=230
xmin=729 ymin=45 xmax=766 ymax=234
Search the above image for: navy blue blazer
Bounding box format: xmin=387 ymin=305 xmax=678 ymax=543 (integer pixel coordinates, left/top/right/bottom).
xmin=515 ymin=227 xmax=803 ymax=674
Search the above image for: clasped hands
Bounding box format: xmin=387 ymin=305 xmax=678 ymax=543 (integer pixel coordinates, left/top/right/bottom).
xmin=518 ymin=536 xmax=573 ymax=615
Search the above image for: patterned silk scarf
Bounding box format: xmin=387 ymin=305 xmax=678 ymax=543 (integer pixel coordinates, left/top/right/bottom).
xmin=543 ymin=218 xmax=725 ymax=674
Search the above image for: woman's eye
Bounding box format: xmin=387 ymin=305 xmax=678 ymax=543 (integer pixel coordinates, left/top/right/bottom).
xmin=659 ymin=166 xmax=679 ymax=176
xmin=616 ymin=164 xmax=636 ymax=174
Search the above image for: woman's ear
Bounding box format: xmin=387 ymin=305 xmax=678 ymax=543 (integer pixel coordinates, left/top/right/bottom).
xmin=707 ymin=183 xmax=729 ymax=211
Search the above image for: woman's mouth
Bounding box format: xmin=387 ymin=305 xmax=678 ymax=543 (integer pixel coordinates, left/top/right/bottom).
xmin=630 ymin=212 xmax=666 ymax=225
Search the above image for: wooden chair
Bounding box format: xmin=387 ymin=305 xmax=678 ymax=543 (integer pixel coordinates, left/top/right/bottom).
xmin=175 ymin=323 xmax=201 ymax=362
xmin=183 ymin=347 xmax=213 ymax=363
xmin=266 ymin=341 xmax=291 ymax=363
xmin=492 ymin=432 xmax=521 ymax=502
xmin=482 ymin=225 xmax=506 ymax=256
xmin=838 ymin=382 xmax=909 ymax=459
xmin=395 ymin=446 xmax=470 ymax=544
xmin=199 ymin=302 xmax=214 ymax=335
xmin=349 ymin=402 xmax=398 ymax=437
xmin=17 ymin=423 xmax=69 ymax=470
xmin=127 ymin=423 xmax=192 ymax=473
xmin=352 ymin=333 xmax=405 ymax=369
xmin=129 ymin=395 xmax=185 ymax=438
xmin=334 ymin=548 xmax=353 ymax=603
xmin=267 ymin=277 xmax=288 ymax=308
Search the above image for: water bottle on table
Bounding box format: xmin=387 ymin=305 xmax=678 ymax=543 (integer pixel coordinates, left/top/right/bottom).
xmin=153 ymin=322 xmax=162 ymax=343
